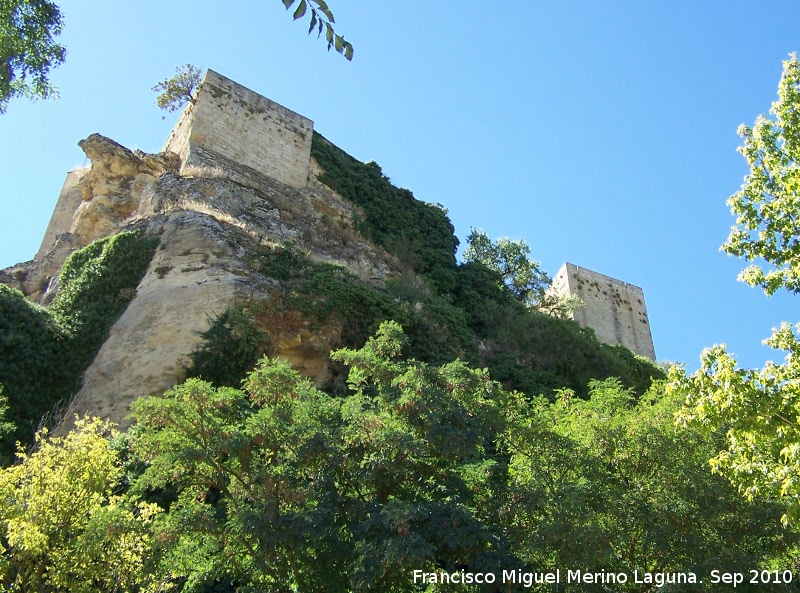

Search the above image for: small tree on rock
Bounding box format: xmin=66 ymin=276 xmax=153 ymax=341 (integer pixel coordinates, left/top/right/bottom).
xmin=152 ymin=63 xmax=202 ymax=113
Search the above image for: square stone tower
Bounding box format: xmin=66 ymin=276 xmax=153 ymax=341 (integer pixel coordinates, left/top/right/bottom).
xmin=550 ymin=262 xmax=656 ymax=360
xmin=163 ymin=69 xmax=314 ymax=189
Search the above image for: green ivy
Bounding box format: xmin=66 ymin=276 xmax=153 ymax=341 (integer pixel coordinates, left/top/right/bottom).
xmin=0 ymin=231 xmax=158 ymax=463
xmin=311 ymin=132 xmax=459 ymax=293
xmin=50 ymin=231 xmax=159 ymax=371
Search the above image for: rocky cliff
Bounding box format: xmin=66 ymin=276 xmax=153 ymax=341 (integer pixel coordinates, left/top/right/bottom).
xmin=2 ymin=130 xmax=399 ymax=428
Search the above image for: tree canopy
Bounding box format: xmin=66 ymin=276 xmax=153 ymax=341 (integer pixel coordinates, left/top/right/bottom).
xmin=723 ymin=53 xmax=800 ymax=295
xmin=0 ymin=0 xmax=65 ymax=113
xmin=670 ymin=53 xmax=800 ymax=526
xmin=462 ymin=229 xmax=582 ymax=318
xmin=0 ymin=324 xmax=790 ymax=591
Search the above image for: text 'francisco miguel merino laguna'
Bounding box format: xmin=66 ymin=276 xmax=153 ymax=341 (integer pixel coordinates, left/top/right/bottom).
xmin=413 ymin=569 xmax=699 ymax=588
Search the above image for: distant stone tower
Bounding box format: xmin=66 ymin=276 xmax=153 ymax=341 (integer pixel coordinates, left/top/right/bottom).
xmin=163 ymin=69 xmax=314 ymax=189
xmin=549 ymin=262 xmax=656 ymax=360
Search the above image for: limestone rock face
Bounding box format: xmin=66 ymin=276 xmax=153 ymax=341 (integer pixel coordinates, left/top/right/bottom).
xmin=36 ymin=136 xmax=400 ymax=428
xmin=71 ymin=134 xmax=180 ymax=246
xmin=70 ymin=211 xmax=245 ymax=425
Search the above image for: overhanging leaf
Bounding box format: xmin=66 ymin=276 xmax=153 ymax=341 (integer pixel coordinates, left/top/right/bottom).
xmin=325 ymin=22 xmax=334 ymax=46
xmin=293 ymin=0 xmax=307 ymax=21
xmin=313 ymin=0 xmax=335 ymax=22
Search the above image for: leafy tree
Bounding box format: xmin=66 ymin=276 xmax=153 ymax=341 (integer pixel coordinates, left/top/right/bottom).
xmin=132 ymin=322 xmax=520 ymax=591
xmin=463 ymin=229 xmax=582 ymax=317
xmin=670 ymin=54 xmax=800 ymax=526
xmin=463 ymin=229 xmax=550 ymax=304
xmin=671 ymin=325 xmax=800 ymax=526
xmin=506 ymin=379 xmax=797 ymax=591
xmin=723 ymin=53 xmax=800 ymax=296
xmin=152 ymin=63 xmax=202 ymax=113
xmin=329 ymin=321 xmax=516 ymax=589
xmin=131 ymin=362 xmax=347 ymax=591
xmin=0 ymin=0 xmax=65 ymax=113
xmin=0 ymin=417 xmax=158 ymax=592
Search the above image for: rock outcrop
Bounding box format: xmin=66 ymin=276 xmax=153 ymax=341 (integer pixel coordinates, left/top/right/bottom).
xmin=71 ymin=134 xmax=180 ymax=246
xmin=2 ymin=133 xmax=399 ymax=428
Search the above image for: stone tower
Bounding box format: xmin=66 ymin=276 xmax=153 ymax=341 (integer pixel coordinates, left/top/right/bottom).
xmin=163 ymin=69 xmax=314 ymax=189
xmin=549 ymin=262 xmax=656 ymax=360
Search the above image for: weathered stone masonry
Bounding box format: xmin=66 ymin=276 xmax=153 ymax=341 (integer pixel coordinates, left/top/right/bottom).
xmin=550 ymin=262 xmax=656 ymax=360
xmin=163 ymin=69 xmax=314 ymax=189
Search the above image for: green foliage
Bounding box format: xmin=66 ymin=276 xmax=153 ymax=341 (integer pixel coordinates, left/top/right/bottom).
xmin=671 ymin=54 xmax=800 ymax=526
xmin=0 ymin=417 xmax=158 ymax=592
xmin=463 ymin=228 xmax=551 ymax=305
xmin=0 ymin=387 xmax=14 ymax=444
xmin=671 ymin=326 xmax=800 ymax=526
xmin=0 ymin=0 xmax=65 ymax=113
xmin=270 ymin=248 xmax=475 ymax=364
xmin=0 ymin=231 xmax=157 ymax=462
xmin=724 ymin=53 xmax=800 ymax=296
xmin=131 ymin=363 xmax=348 ymax=591
xmin=126 ymin=325 xmax=796 ymax=591
xmin=505 ymin=379 xmax=799 ymax=590
xmin=311 ymin=132 xmax=459 ymax=293
xmin=132 ymin=323 xmax=518 ymax=591
xmin=282 ymin=0 xmax=353 ymax=60
xmin=188 ymin=306 xmax=271 ymax=388
xmin=152 ymin=63 xmax=202 ymax=113
xmin=463 ymin=229 xmax=583 ymax=317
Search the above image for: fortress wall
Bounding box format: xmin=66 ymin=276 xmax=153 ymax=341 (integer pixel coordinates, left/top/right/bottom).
xmin=164 ymin=70 xmax=313 ymax=189
xmin=551 ymin=262 xmax=656 ymax=360
xmin=36 ymin=168 xmax=88 ymax=259
xmin=162 ymin=100 xmax=194 ymax=165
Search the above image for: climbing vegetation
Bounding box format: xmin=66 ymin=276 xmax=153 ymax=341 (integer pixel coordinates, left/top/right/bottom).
xmin=0 ymin=231 xmax=158 ymax=462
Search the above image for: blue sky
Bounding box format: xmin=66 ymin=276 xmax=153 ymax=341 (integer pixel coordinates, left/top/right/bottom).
xmin=1 ymin=0 xmax=798 ymax=370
